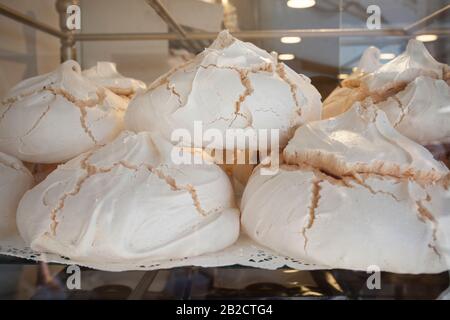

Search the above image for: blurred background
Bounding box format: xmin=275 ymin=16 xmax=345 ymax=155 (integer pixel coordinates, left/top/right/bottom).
xmin=1 ymin=0 xmax=449 ymax=98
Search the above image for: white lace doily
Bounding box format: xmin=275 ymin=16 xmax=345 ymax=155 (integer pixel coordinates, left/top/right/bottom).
xmin=0 ymin=233 xmax=326 ymax=272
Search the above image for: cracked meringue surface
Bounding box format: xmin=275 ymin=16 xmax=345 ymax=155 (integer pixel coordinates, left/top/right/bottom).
xmin=322 ymin=40 xmax=450 ymax=146
xmin=284 ymin=102 xmax=448 ymax=181
xmin=82 ymin=62 xmax=146 ymax=98
xmin=0 ymin=60 xmax=127 ymax=164
xmin=17 ymin=131 xmax=240 ymax=263
xmin=242 ymin=104 xmax=450 ymax=273
xmin=125 ymin=30 xmax=322 ymax=150
xmin=376 ymin=76 xmax=450 ymax=145
xmin=0 ymin=152 xmax=33 ymax=237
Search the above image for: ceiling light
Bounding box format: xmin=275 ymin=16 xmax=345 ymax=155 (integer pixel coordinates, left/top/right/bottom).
xmin=281 ymin=36 xmax=301 ymax=44
xmin=380 ymin=53 xmax=396 ymax=60
xmin=415 ymin=34 xmax=438 ymax=42
xmin=338 ymin=73 xmax=349 ymax=80
xmin=287 ymin=0 xmax=316 ymax=8
xmin=279 ymin=53 xmax=295 ymax=61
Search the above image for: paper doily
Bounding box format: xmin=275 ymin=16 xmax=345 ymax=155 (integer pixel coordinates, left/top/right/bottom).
xmin=0 ymin=234 xmax=326 ymax=272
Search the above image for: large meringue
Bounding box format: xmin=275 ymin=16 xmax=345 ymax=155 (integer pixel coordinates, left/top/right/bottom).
xmin=0 ymin=60 xmax=127 ymax=163
xmin=125 ymin=30 xmax=322 ymax=150
xmin=322 ymin=40 xmax=449 ymax=137
xmin=242 ymin=103 xmax=450 ymax=273
xmin=0 ymin=152 xmax=33 ymax=237
xmin=17 ymin=131 xmax=240 ymax=263
xmin=83 ymin=62 xmax=146 ymax=98
xmin=365 ymin=40 xmax=447 ymax=95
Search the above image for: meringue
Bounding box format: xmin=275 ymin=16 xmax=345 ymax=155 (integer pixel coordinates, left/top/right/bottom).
xmin=242 ymin=103 xmax=450 ymax=273
xmin=125 ymin=30 xmax=322 ymax=150
xmin=322 ymin=40 xmax=449 ymax=126
xmin=0 ymin=60 xmax=127 ymax=164
xmin=356 ymin=46 xmax=381 ymax=73
xmin=376 ymin=76 xmax=450 ymax=145
xmin=322 ymin=46 xmax=381 ymax=119
xmin=365 ymin=40 xmax=447 ymax=95
xmin=0 ymin=152 xmax=33 ymax=237
xmin=17 ymin=131 xmax=240 ymax=263
xmin=83 ymin=62 xmax=146 ymax=98
xmin=284 ymin=102 xmax=449 ymax=182
xmin=242 ymin=164 xmax=450 ymax=274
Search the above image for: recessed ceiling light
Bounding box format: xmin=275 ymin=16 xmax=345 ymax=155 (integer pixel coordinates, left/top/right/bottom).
xmin=281 ymin=36 xmax=302 ymax=44
xmin=415 ymin=34 xmax=438 ymax=42
xmin=279 ymin=53 xmax=295 ymax=61
xmin=380 ymin=53 xmax=396 ymax=60
xmin=287 ymin=0 xmax=316 ymax=9
xmin=338 ymin=73 xmax=349 ymax=80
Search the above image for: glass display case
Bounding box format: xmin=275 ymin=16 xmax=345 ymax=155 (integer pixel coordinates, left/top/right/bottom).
xmin=0 ymin=0 xmax=449 ymax=300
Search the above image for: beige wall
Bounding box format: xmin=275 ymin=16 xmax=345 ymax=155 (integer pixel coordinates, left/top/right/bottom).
xmin=79 ymin=0 xmax=169 ymax=84
xmin=0 ymin=0 xmax=224 ymax=94
xmin=79 ymin=0 xmax=223 ymax=84
xmin=0 ymin=0 xmax=60 ymax=97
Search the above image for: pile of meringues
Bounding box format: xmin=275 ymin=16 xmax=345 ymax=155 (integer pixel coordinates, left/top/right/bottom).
xmin=0 ymin=30 xmax=449 ymax=273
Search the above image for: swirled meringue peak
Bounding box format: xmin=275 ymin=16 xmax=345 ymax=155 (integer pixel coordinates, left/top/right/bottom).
xmin=17 ymin=131 xmax=239 ymax=264
xmin=364 ymin=39 xmax=447 ymax=94
xmin=322 ymin=40 xmax=449 ymax=124
xmin=284 ymin=102 xmax=448 ymax=182
xmin=0 ymin=60 xmax=127 ymax=163
xmin=0 ymin=152 xmax=33 ymax=237
xmin=125 ymin=30 xmax=322 ymax=150
xmin=83 ymin=62 xmax=146 ymax=97
xmin=356 ymin=46 xmax=381 ymax=74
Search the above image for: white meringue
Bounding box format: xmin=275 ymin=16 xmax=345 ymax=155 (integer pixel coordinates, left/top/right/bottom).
xmin=17 ymin=131 xmax=240 ymax=263
xmin=241 ymin=164 xmax=450 ymax=274
xmin=0 ymin=152 xmax=33 ymax=237
xmin=242 ymin=104 xmax=450 ymax=273
xmin=376 ymin=76 xmax=450 ymax=145
xmin=322 ymin=40 xmax=449 ymax=127
xmin=356 ymin=46 xmax=381 ymax=73
xmin=0 ymin=60 xmax=127 ymax=164
xmin=364 ymin=40 xmax=447 ymax=94
xmin=125 ymin=30 xmax=322 ymax=150
xmin=82 ymin=62 xmax=146 ymax=97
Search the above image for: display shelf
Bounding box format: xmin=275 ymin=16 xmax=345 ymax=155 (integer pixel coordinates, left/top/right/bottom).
xmin=0 ymin=263 xmax=448 ymax=300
